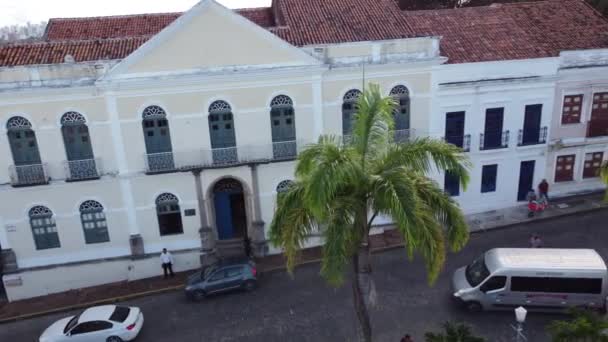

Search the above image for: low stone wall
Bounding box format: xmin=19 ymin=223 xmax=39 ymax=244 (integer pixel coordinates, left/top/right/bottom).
xmin=2 ymin=249 xmax=201 ymax=302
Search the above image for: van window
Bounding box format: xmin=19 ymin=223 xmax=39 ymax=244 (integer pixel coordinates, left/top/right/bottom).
xmin=511 ymin=277 xmax=602 ymax=294
xmin=466 ymin=254 xmax=490 ymax=287
xmin=480 ymin=276 xmax=507 ymax=292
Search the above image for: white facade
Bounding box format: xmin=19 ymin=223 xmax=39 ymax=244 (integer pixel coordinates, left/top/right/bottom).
xmin=0 ymin=1 xmax=606 ymax=301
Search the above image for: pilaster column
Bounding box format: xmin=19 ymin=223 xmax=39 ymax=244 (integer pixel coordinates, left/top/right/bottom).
xmin=105 ymin=95 xmax=143 ymax=256
xmin=312 ymin=76 xmax=324 ymax=141
xmin=193 ymin=169 xmax=217 ymax=267
xmin=249 ymin=164 xmax=266 ymax=257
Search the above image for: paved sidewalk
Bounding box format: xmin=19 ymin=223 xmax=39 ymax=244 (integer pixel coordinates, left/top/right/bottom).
xmin=0 ymin=191 xmax=606 ymax=323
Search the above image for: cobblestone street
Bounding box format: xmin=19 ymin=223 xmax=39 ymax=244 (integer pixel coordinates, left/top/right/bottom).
xmin=2 ymin=209 xmax=608 ymax=341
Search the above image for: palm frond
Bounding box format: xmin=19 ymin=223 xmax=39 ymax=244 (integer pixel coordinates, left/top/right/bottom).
xmin=374 ymin=139 xmax=471 ymax=189
xmin=320 ymin=196 xmax=360 ymax=286
xmin=294 ymin=137 xmax=362 ymax=219
xmin=269 ymin=182 xmax=318 ymax=273
xmin=351 ymin=83 xmax=396 ymax=163
xmin=369 ymin=166 xmax=421 ymax=259
xmin=412 ymin=176 xmax=469 ymax=252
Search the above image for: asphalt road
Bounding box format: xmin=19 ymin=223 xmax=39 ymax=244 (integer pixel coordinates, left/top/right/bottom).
xmin=3 ymin=209 xmax=608 ymax=342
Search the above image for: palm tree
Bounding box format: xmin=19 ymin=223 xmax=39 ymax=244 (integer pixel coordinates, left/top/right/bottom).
xmin=548 ymin=309 xmax=608 ymax=342
xmin=269 ymin=84 xmax=471 ymax=342
xmin=425 ymin=321 xmax=485 ymax=342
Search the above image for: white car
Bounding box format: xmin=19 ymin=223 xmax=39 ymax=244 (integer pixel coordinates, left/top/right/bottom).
xmin=39 ymin=305 xmax=144 ymax=342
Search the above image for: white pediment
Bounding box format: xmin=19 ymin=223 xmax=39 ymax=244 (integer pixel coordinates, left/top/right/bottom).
xmin=105 ymin=0 xmax=320 ymax=79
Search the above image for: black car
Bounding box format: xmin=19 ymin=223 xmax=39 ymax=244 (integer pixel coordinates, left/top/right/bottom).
xmin=184 ymin=258 xmax=258 ymax=301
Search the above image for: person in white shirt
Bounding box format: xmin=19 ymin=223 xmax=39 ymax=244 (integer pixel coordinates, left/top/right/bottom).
xmin=160 ymin=248 xmax=175 ymax=279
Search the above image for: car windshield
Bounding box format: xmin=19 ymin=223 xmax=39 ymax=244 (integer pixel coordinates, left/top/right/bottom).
xmin=202 ymin=266 xmax=217 ymax=279
xmin=465 ymin=253 xmax=490 ymax=287
xmin=63 ymin=312 xmax=82 ymax=334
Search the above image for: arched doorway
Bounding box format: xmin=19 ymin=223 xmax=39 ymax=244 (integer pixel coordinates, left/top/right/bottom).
xmin=213 ymin=178 xmax=247 ymax=240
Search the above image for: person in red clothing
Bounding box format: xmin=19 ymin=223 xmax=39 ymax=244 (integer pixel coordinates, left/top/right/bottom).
xmin=538 ymin=179 xmax=549 ymax=201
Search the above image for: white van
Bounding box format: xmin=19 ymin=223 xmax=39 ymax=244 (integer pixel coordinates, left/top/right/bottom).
xmin=452 ymin=248 xmax=608 ymax=312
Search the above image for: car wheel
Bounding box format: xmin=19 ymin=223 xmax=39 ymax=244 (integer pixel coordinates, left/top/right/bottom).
xmin=243 ymin=280 xmax=257 ymax=292
xmin=107 ymin=336 xmax=123 ymax=342
xmin=192 ymin=290 xmax=206 ymax=302
xmin=465 ymin=301 xmax=483 ymax=312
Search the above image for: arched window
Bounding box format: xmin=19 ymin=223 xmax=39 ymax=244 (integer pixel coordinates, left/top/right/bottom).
xmin=142 ymin=106 xmax=174 ymax=172
xmin=208 ymin=100 xmax=237 ymax=164
xmin=79 ymin=200 xmax=109 ymax=244
xmin=276 ymin=180 xmax=294 ymax=193
xmin=61 ymin=112 xmax=98 ymax=180
xmin=390 ymin=85 xmax=411 ymax=132
xmin=342 ymin=89 xmax=362 ymax=137
xmin=7 ymin=116 xmax=45 ymax=185
xmin=270 ymin=95 xmax=296 ymax=159
xmin=156 ymin=193 xmax=183 ymax=236
xmin=29 ymin=205 xmax=60 ymax=250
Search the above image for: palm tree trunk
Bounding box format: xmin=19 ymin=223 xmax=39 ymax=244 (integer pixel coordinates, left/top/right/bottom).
xmin=353 ymin=237 xmax=375 ymax=342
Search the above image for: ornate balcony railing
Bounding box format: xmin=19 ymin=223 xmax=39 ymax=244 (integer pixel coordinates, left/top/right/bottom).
xmin=64 ymin=158 xmax=101 ymax=181
xmin=211 ymin=147 xmax=238 ymax=166
xmin=443 ymin=134 xmax=471 ymax=152
xmin=480 ymin=130 xmax=510 ymax=151
xmin=343 ymin=129 xmax=415 ymax=146
xmin=272 ymin=140 xmax=297 ymax=160
xmin=144 ymin=152 xmax=176 ymax=173
xmin=518 ymin=126 xmax=548 ymax=146
xmin=9 ymin=163 xmax=49 ymax=186
xmin=144 ymin=141 xmax=306 ymax=173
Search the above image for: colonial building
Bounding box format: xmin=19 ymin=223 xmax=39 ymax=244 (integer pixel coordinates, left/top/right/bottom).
xmin=0 ymin=0 xmax=606 ymax=301
xmin=547 ymin=50 xmax=608 ymax=197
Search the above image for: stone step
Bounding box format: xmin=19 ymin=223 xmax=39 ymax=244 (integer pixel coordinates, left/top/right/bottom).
xmin=216 ymin=238 xmax=246 ymax=259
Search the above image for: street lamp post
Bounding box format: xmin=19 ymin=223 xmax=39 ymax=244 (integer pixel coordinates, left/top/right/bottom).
xmin=513 ymin=306 xmax=527 ymax=342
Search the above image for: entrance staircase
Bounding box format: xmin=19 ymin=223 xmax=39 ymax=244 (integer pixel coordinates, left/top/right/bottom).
xmin=216 ymin=238 xmax=246 ymax=259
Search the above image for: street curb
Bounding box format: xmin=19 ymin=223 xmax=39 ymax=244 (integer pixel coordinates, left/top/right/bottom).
xmin=469 ymin=204 xmax=608 ymax=234
xmin=1 ymin=205 xmax=606 ymax=325
xmin=0 ymin=285 xmax=184 ymax=324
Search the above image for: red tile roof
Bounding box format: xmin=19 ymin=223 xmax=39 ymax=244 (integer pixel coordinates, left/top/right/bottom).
xmin=0 ymin=37 xmax=149 ymax=66
xmin=43 ymin=7 xmax=276 ymax=41
xmin=404 ymin=0 xmax=608 ymax=63
xmin=1 ymin=0 xmax=607 ymax=67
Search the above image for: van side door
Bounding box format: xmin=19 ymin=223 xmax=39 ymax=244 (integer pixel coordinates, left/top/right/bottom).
xmin=479 ymin=276 xmax=507 ymax=308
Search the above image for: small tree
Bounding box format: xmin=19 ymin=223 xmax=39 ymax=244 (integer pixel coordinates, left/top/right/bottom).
xmin=548 ymin=309 xmax=608 ymax=342
xmin=270 ymin=84 xmax=470 ymax=341
xmin=425 ymin=322 xmax=485 ymax=342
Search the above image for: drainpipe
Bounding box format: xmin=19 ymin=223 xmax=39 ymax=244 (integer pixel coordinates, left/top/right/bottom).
xmin=249 ymin=164 xmax=266 ymax=258
xmin=192 ymin=169 xmax=216 ymax=267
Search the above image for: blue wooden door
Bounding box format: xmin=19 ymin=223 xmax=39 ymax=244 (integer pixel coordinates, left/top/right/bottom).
xmin=62 ymin=124 xmax=94 ymax=161
xmin=484 ymin=108 xmax=504 ymax=149
xmin=215 ymin=192 xmax=234 ymax=240
xmin=517 ymin=161 xmax=535 ymax=201
xmin=394 ymin=96 xmax=410 ymax=130
xmin=209 ymin=113 xmax=236 ymax=149
xmin=8 ymin=129 xmax=41 ymax=165
xmin=445 ymin=111 xmax=465 ymax=148
xmin=522 ymin=105 xmax=542 ymax=145
xmin=143 ymin=118 xmax=172 ymax=154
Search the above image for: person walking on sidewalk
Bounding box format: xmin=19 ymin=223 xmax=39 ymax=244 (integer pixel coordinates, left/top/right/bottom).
xmin=529 ymin=234 xmax=543 ymax=248
xmin=526 ymin=188 xmax=537 ymax=217
xmin=160 ymin=248 xmax=175 ymax=279
xmin=538 ymin=179 xmax=549 ymax=202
